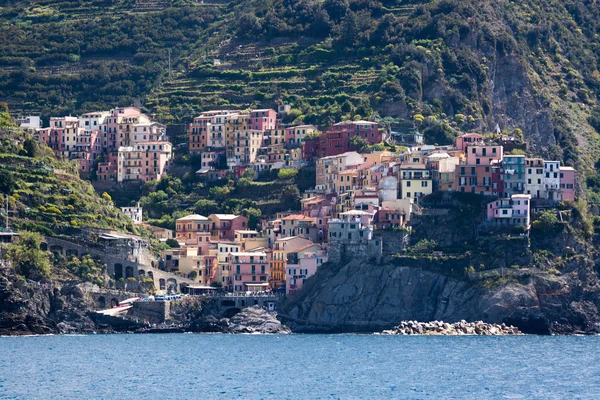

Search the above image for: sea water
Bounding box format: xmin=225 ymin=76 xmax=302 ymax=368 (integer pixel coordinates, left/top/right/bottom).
xmin=0 ymin=334 xmax=598 ymax=399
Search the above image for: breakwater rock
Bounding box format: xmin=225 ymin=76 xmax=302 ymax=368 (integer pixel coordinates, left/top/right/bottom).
xmin=381 ymin=320 xmax=521 ymax=335
xmin=189 ymin=307 xmax=291 ymax=334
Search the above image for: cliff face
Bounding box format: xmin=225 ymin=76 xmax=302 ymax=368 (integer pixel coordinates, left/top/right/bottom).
xmin=279 ymin=258 xmax=600 ymax=335
xmin=0 ymin=270 xmax=101 ymax=335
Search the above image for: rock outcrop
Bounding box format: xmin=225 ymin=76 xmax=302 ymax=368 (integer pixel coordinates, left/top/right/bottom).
xmin=0 ymin=271 xmax=106 ymax=336
xmin=279 ymin=259 xmax=600 ymax=335
xmin=188 ymin=307 xmax=291 ymax=334
xmin=381 ymin=320 xmax=521 ymax=335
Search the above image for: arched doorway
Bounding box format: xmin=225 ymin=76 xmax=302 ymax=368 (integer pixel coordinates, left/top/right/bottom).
xmin=138 ymin=270 xmax=146 ymax=277
xmin=114 ymin=264 xmax=123 ymax=280
xmin=125 ymin=266 xmax=134 ymax=278
xmin=167 ymin=278 xmax=177 ymax=293
xmin=40 ymin=242 xmax=48 ymax=251
xmin=159 ymin=279 xmax=166 ymax=290
xmin=49 ymin=245 xmax=63 ymax=255
xmin=65 ymin=249 xmax=78 ymax=258
xmin=148 ymin=271 xmax=154 ymax=279
xmin=97 ymin=296 xmax=106 ymax=309
xmin=110 ymin=298 xmax=119 ymax=307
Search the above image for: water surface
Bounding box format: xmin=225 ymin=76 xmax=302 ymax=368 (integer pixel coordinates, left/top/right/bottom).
xmin=0 ymin=334 xmax=598 ymax=399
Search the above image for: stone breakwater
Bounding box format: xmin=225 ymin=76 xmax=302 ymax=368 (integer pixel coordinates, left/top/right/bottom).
xmin=188 ymin=307 xmax=291 ymax=334
xmin=381 ymin=320 xmax=522 ymax=335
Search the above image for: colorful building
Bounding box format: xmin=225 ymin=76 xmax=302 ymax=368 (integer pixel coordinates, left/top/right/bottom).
xmin=559 ymin=167 xmax=576 ymax=202
xmin=486 ymin=194 xmax=531 ymax=228
xmin=399 ymin=165 xmax=433 ymax=200
xmin=229 ymin=251 xmax=269 ymax=292
xmin=286 ymin=244 xmax=327 ymax=295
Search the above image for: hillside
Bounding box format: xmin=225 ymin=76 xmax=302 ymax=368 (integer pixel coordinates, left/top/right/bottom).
xmin=0 ymin=111 xmax=138 ymax=235
xmin=4 ymin=0 xmax=600 ymax=171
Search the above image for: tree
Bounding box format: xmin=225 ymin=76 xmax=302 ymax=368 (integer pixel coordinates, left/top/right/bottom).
xmin=23 ymin=139 xmax=37 ymax=157
xmin=67 ymin=255 xmax=104 ymax=282
xmin=340 ymin=11 xmax=358 ymax=47
xmin=310 ymin=9 xmax=332 ymax=37
xmin=243 ymin=207 xmax=262 ymax=229
xmin=241 ymin=168 xmax=255 ymax=180
xmin=532 ymin=210 xmax=559 ymax=232
xmin=0 ymin=170 xmax=16 ymax=195
xmin=280 ymin=185 xmax=301 ymax=209
xmin=0 ymin=103 xmax=11 ymax=129
xmin=238 ymin=13 xmax=262 ymax=37
xmin=349 ymin=135 xmax=369 ymax=153
xmin=194 ymin=199 xmax=219 ymax=215
xmin=408 ymin=239 xmax=437 ymax=254
xmin=7 ymin=231 xmax=52 ymax=281
xmin=165 ymin=238 xmax=180 ymax=248
xmin=209 ymin=185 xmax=231 ymax=201
xmin=324 ymin=0 xmax=348 ymax=21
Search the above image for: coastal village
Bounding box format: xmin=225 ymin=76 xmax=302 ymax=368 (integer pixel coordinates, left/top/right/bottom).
xmin=17 ymin=106 xmax=578 ymax=298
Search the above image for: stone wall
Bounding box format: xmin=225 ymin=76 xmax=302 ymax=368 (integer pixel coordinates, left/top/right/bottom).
xmin=328 ymin=239 xmax=382 ymax=264
xmin=128 ymin=301 xmax=170 ymax=324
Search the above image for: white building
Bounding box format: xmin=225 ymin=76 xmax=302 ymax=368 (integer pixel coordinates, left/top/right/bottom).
xmin=18 ymin=116 xmax=41 ymax=130
xmin=544 ymin=160 xmax=561 ymax=201
xmin=121 ymin=206 xmax=143 ymax=224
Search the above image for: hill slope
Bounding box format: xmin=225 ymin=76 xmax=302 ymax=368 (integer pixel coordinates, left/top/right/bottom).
xmin=0 ymin=120 xmax=138 ymax=235
xmin=3 ymin=0 xmax=600 ymax=169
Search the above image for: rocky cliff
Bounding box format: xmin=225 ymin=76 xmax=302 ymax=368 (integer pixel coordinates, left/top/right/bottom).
xmin=0 ymin=270 xmax=107 ymax=335
xmin=279 ymin=257 xmax=600 ymax=335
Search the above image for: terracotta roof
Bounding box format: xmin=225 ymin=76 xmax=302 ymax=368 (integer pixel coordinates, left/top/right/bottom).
xmin=280 ymin=214 xmax=315 ymax=221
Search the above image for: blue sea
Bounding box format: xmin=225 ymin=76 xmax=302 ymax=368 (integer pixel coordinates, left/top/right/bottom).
xmin=0 ymin=334 xmax=598 ymax=399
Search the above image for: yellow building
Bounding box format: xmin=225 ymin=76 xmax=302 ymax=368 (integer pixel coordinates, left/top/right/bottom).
xmin=399 ymin=165 xmax=433 ymax=200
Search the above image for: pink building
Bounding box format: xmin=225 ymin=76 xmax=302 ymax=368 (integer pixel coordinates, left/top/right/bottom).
xmin=73 ymin=129 xmax=101 ymax=174
xmin=559 ymin=167 xmax=576 ymax=202
xmin=104 ymin=107 xmax=143 ymax=151
xmin=302 ymin=139 xmax=319 ymax=161
xmin=248 ymin=109 xmax=277 ymax=131
xmin=286 ymin=244 xmax=327 ymax=295
xmin=455 ymin=133 xmax=483 ymax=151
xmin=229 ymin=251 xmax=269 ymax=292
xmin=208 ymin=214 xmax=249 ymax=241
xmin=97 ymin=152 xmax=118 ymax=181
xmin=316 ymin=121 xmax=381 ymax=157
xmin=486 ymin=194 xmax=531 ymax=228
xmin=465 ymin=144 xmax=503 ymax=165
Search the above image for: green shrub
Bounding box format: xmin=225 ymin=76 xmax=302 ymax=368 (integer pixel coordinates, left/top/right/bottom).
xmin=277 ymin=168 xmax=299 ymax=180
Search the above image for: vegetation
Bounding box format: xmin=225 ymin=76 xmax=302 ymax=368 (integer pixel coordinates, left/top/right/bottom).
xmin=6 ymin=231 xmax=52 ymax=281
xmin=0 ymin=109 xmax=141 ymax=235
xmin=2 ymin=0 xmax=600 ymax=172
xmin=66 ymin=255 xmax=106 ymax=285
xmin=127 ymin=167 xmax=315 ymax=230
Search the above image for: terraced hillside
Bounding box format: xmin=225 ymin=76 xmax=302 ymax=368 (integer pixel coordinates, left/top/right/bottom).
xmin=0 ymin=0 xmax=223 ymax=117
xmin=0 ymin=124 xmax=138 ymax=235
xmin=5 ymin=0 xmax=600 ymax=174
